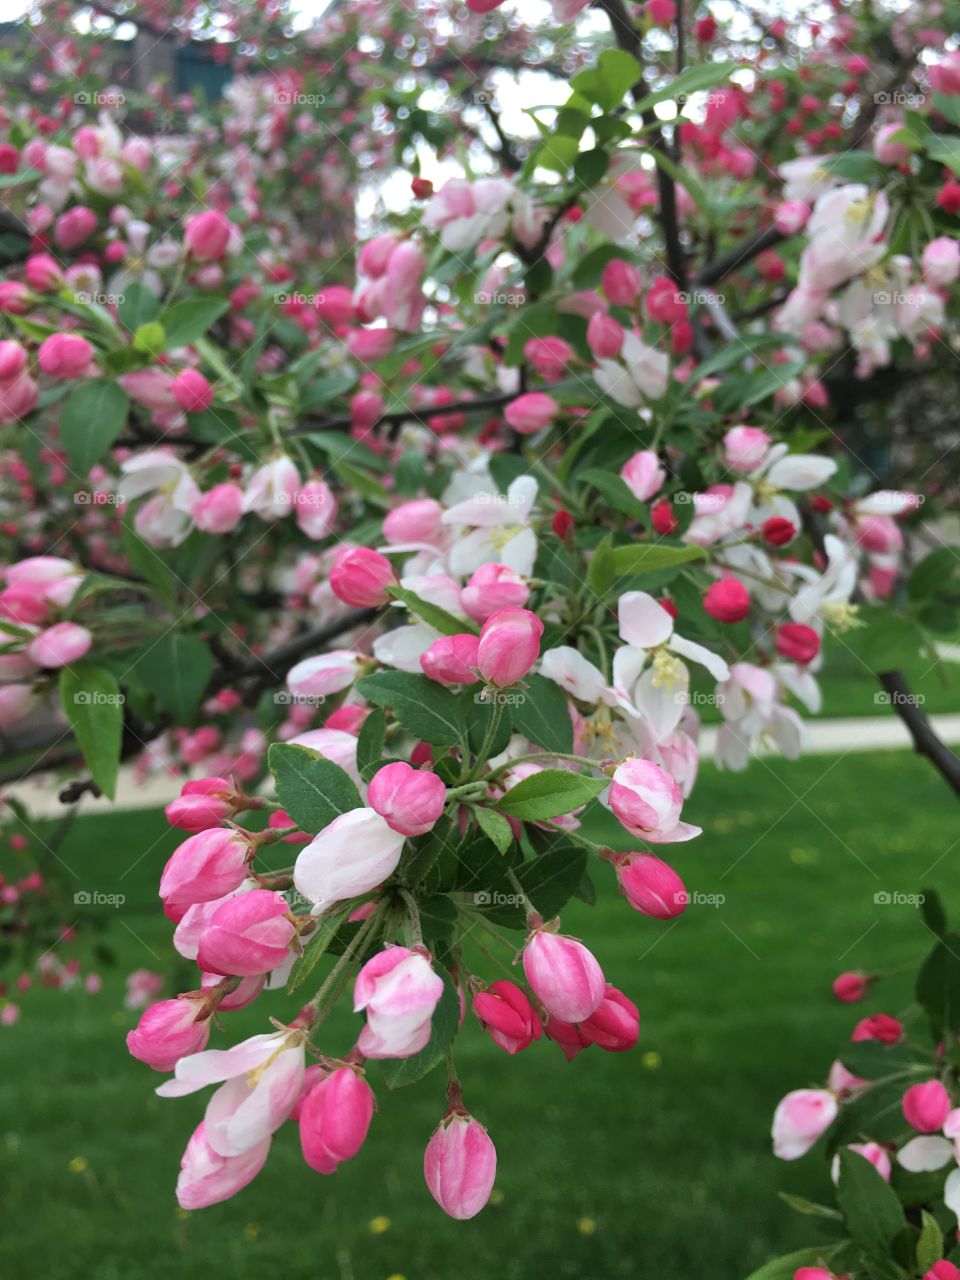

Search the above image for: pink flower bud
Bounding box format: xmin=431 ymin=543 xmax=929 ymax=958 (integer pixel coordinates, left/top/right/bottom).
xmin=794 ymin=1270 xmax=835 ymax=1280
xmin=176 ymin=1120 xmax=270 ymax=1210
xmin=0 ymin=683 xmax=38 ymax=727
xmin=922 ymin=236 xmax=960 ymax=288
xmin=703 ymin=577 xmax=751 ymax=623
xmin=367 ymin=761 xmax=446 ymax=837
xmin=461 ymin=563 xmax=529 ymax=623
xmin=646 ymin=276 xmax=686 ymax=324
xmin=0 ymin=340 xmax=28 ymax=380
xmin=24 ymin=253 xmax=62 ymax=291
xmin=192 ymin=483 xmax=245 ymax=534
xmin=159 ymin=828 xmax=251 ymax=906
xmin=329 ymin=546 xmax=396 ymax=606
xmin=354 ymin=946 xmax=445 ymax=1059
xmin=200 ymin=971 xmax=264 ymax=1011
xmin=925 ymin=1263 xmax=960 ymax=1280
xmin=346 ymin=328 xmax=395 ymax=362
xmin=616 ymin=852 xmax=687 ymax=918
xmin=172 ymin=368 xmax=214 ymax=413
xmin=165 ymin=778 xmax=237 ymax=832
xmin=0 ymin=282 xmax=31 ymax=314
xmin=314 ymin=285 xmax=356 ymax=326
xmin=424 ymin=1112 xmax=497 ymax=1220
xmin=523 ymin=929 xmax=605 ymax=1023
xmin=126 ymin=995 xmax=211 ymax=1071
xmin=771 ymin=1088 xmax=838 ymax=1159
xmin=382 ymin=498 xmax=444 ymax=545
xmin=54 ymin=205 xmax=98 ymax=250
xmin=580 ymin=984 xmax=639 ymax=1052
xmin=476 ymin=607 xmax=543 ymax=686
xmin=775 ymin=623 xmax=820 ymax=664
xmin=831 ymin=971 xmax=871 ymax=1003
xmin=299 ymin=1067 xmax=375 ymax=1174
xmin=184 ymin=209 xmax=234 ymax=261
xmin=545 ymin=1014 xmax=591 ymax=1060
xmin=197 ymin=889 xmax=295 ymax=977
xmin=609 ymin=759 xmax=701 ymax=843
xmin=473 ymin=980 xmax=542 ymax=1054
xmin=295 ymin=479 xmax=338 ymax=540
xmin=620 ymin=450 xmax=666 ymax=502
xmin=504 ymin=392 xmax=558 ymax=435
xmin=902 ymin=1080 xmax=951 ymax=1134
xmin=420 ymin=633 xmax=481 ymax=685
xmin=26 ymin=621 xmax=92 ymax=668
xmin=723 ymin=425 xmax=771 ymax=472
xmin=587 ymin=310 xmax=624 ymax=358
xmin=601 ymin=258 xmax=642 ymax=306
xmin=873 ymin=122 xmax=911 ymax=166
xmin=852 ymin=1013 xmax=902 ymax=1043
xmin=294 ymin=809 xmax=406 ymax=911
xmin=37 ymin=333 xmax=94 ymax=380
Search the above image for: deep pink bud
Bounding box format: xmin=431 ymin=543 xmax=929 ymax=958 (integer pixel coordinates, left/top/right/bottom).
xmin=523 ymin=930 xmax=605 ymax=1023
xmin=54 ymin=205 xmax=97 ymax=250
xmin=831 ymin=971 xmax=871 ymax=1003
xmin=197 ymin=889 xmax=295 ymax=976
xmin=329 ymin=546 xmax=396 ymax=606
xmin=367 ymin=761 xmax=446 ymax=837
xmin=646 ymin=276 xmax=687 ymax=324
xmin=504 ymin=392 xmax=558 ymax=435
xmin=852 ymin=1013 xmax=902 ymax=1044
xmin=587 ymin=310 xmax=624 ymax=358
xmin=299 ymin=1067 xmax=375 ymax=1174
xmin=184 ymin=209 xmax=234 ymax=261
xmin=902 ymin=1080 xmax=951 ymax=1133
xmin=26 ymin=621 xmax=92 ymax=668
xmin=616 ymin=853 xmax=687 ymax=919
xmin=775 ymin=623 xmax=820 ymax=664
xmin=460 ymin=563 xmax=529 ymax=623
xmin=159 ymin=828 xmax=251 ymax=905
xmin=601 ymin=258 xmax=642 ymax=306
xmin=172 ymin=368 xmax=214 ymax=413
xmin=925 ymin=1264 xmax=960 ymax=1280
xmin=126 ymin=995 xmax=210 ymax=1071
xmin=382 ymin=498 xmax=443 ymax=545
xmin=609 ymin=759 xmax=700 ymax=843
xmin=420 ymin=633 xmax=481 ymax=685
xmin=192 ymin=483 xmax=244 ymax=534
xmin=424 ymin=1112 xmax=497 ymax=1220
xmin=545 ymin=1014 xmax=591 ymax=1060
xmin=476 ymin=607 xmax=543 ymax=686
xmin=473 ymin=980 xmax=542 ymax=1054
xmin=37 ymin=333 xmax=94 ymax=379
xmin=580 ymin=984 xmax=639 ymax=1052
xmin=0 ymin=340 xmax=28 ymax=380
xmin=24 ymin=253 xmax=62 ymax=291
xmin=176 ymin=1120 xmax=270 ymax=1209
xmin=703 ymin=577 xmax=751 ymax=623
xmin=165 ymin=777 xmax=237 ymax=832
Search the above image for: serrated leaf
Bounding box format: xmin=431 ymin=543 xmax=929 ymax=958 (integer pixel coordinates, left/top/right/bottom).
xmin=837 ymin=1148 xmax=906 ymax=1251
xmin=918 ymin=1210 xmax=945 ymax=1273
xmin=496 ymin=769 xmax=607 ymax=822
xmin=511 ymin=673 xmax=573 ymax=754
xmin=356 ymin=672 xmax=464 ymax=747
xmin=159 ymin=296 xmax=230 ymax=348
xmin=356 ymin=708 xmax=387 ymax=782
xmin=268 ymin=743 xmax=362 ymax=836
xmin=286 ymin=905 xmax=351 ymax=994
xmin=59 ymin=662 xmax=123 ymax=799
xmin=474 ymin=807 xmax=514 ymax=854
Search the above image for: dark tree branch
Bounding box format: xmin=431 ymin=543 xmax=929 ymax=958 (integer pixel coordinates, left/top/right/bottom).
xmin=693 ymin=225 xmax=785 ymax=286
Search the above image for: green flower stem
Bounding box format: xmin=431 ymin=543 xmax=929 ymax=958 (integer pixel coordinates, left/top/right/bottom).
xmin=306 ymin=901 xmax=387 ymax=1017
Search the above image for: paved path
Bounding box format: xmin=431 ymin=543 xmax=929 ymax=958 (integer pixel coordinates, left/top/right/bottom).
xmin=6 ymin=713 xmax=960 ymax=818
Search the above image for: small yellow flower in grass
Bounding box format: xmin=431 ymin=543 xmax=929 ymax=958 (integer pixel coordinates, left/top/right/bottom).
xmin=641 ymin=1050 xmax=661 ymax=1069
xmin=369 ymin=1216 xmax=391 ymax=1235
xmin=577 ymin=1217 xmax=597 ymax=1236
xmin=68 ymin=1156 xmax=88 ymax=1174
xmin=789 ymin=846 xmax=819 ymax=866
xmin=386 ymin=1274 xmax=406 ymax=1280
xmin=488 ymin=1187 xmax=504 ymax=1206
xmin=244 ymin=1223 xmax=260 ymax=1241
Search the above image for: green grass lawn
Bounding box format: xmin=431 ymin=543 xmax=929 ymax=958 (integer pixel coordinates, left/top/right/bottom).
xmin=1 ymin=749 xmax=957 ymax=1280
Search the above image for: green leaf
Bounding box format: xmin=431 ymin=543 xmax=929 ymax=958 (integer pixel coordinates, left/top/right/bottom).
xmin=647 ymin=147 xmax=710 ymax=213
xmin=356 ymin=672 xmax=464 ymax=747
xmin=926 ymin=133 xmax=960 ymax=177
xmin=59 ymin=380 xmax=130 ymax=475
xmin=380 ymin=971 xmax=459 ymax=1088
xmin=821 ymin=151 xmax=886 ymax=182
xmin=474 ymin=807 xmax=514 ymax=854
xmin=856 ymin=608 xmax=925 ymax=673
xmin=117 ymin=282 xmax=160 ymax=332
xmin=916 ymin=931 xmax=960 ymax=1036
xmin=580 ymin=468 xmax=646 ymax=519
xmin=933 ymin=93 xmax=960 ymax=128
xmin=511 ymin=673 xmax=574 ymax=754
xmin=387 ymin=586 xmax=478 ymax=637
xmin=133 ymin=321 xmax=166 ymax=356
xmin=121 ymin=522 xmax=178 ymax=605
xmin=574 ymin=148 xmax=609 ymax=188
xmin=133 ymin=633 xmax=213 ymax=720
xmin=571 ymin=49 xmax=641 ymax=112
xmin=59 ymin=663 xmax=123 ymax=799
xmin=159 ymin=296 xmax=230 ymax=348
xmin=909 ymin=548 xmax=958 ymax=601
xmin=837 ymin=1148 xmax=906 ymax=1251
xmin=918 ymin=1210 xmax=945 ymax=1274
xmin=587 ymin=534 xmax=616 ymax=599
xmin=299 ymin=370 xmax=358 ymax=410
xmin=838 ymin=1040 xmax=916 ymax=1081
xmin=356 ymin=708 xmax=387 ymax=782
xmin=744 ymin=1245 xmax=853 ymax=1280
xmin=610 ymin=543 xmax=706 ymax=576
xmin=465 ymin=689 xmax=514 ymax=759
xmin=496 ymin=769 xmax=607 ymax=822
xmin=778 ymin=1192 xmax=844 ymax=1220
xmin=286 ymin=905 xmax=352 ymax=994
xmin=633 ymin=60 xmax=736 ymax=114
xmin=518 ymin=842 xmax=587 ymax=917
xmin=920 ymin=888 xmax=949 ymax=939
xmin=268 ymin=743 xmax=362 ymax=836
